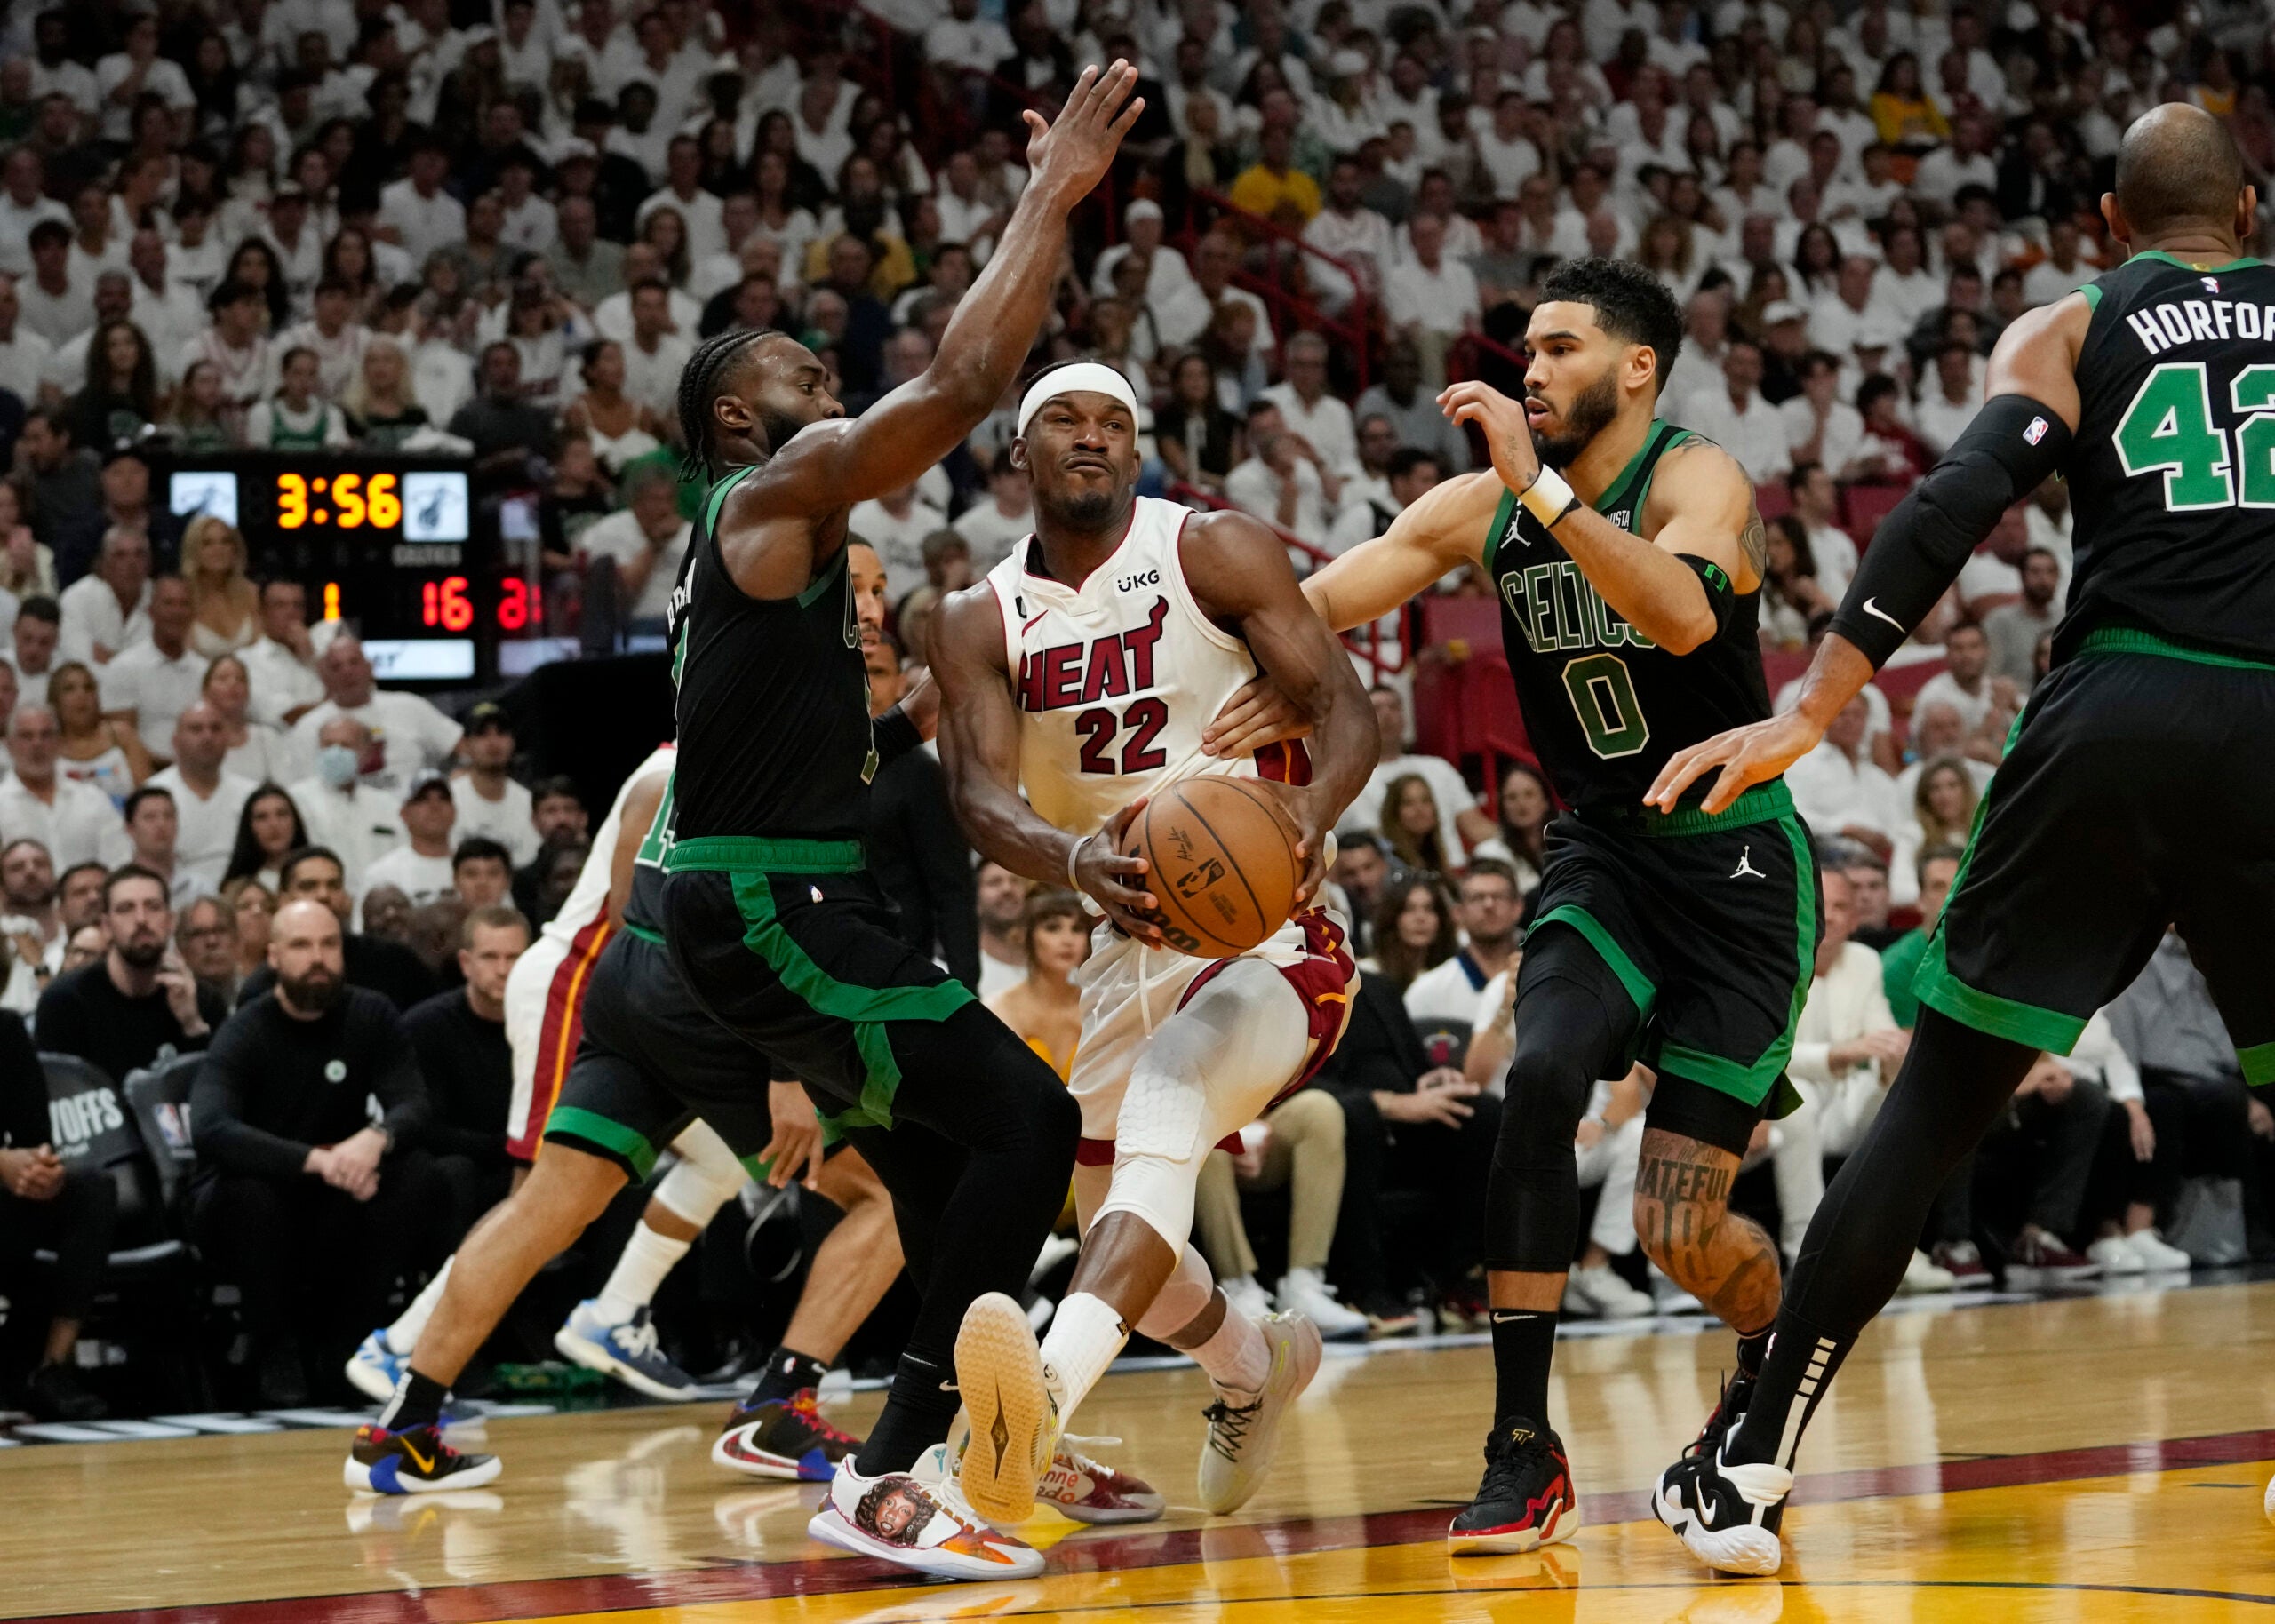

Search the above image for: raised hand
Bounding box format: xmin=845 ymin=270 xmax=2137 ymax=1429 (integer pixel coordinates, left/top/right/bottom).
xmin=1645 ymin=709 xmax=1825 ymax=815
xmin=1023 ymin=61 xmax=1145 ymax=203
xmin=1440 ymin=380 xmax=1539 ymax=495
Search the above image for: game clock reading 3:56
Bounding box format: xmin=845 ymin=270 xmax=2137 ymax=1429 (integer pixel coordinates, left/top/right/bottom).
xmin=275 ymin=471 xmax=404 ymax=529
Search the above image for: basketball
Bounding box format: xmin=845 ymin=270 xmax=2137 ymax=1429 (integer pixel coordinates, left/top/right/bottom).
xmin=1120 ymin=775 xmax=1301 ymax=958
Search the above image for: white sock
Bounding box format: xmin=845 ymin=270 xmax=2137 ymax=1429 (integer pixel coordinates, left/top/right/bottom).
xmin=1039 ymin=1292 xmax=1130 ymax=1423
xmin=594 ymin=1223 xmax=691 ymax=1325
xmin=386 ymin=1256 xmax=452 ymax=1354
xmin=1191 ymin=1294 xmax=1270 ymax=1397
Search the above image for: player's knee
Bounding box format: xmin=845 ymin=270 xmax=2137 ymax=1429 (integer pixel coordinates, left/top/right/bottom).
xmin=524 ymin=1142 xmax=628 ymax=1233
xmin=1134 ymin=1244 xmax=1215 ymax=1341
xmin=1094 ymin=1152 xmax=1197 ymax=1256
xmin=1496 ymin=1047 xmax=1592 ymax=1174
xmin=651 ymin=1150 xmax=746 ymax=1228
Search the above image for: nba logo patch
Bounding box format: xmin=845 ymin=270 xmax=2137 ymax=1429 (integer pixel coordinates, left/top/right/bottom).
xmin=2204 ymin=276 xmax=2222 ymax=293
xmin=2024 ymin=417 xmax=2048 ymax=445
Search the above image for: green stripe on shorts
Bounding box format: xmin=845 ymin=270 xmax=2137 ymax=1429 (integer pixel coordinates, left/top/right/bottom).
xmin=665 ymin=835 xmax=867 ymax=874
xmin=2239 ymin=1042 xmax=2275 ymax=1088
xmin=1529 ymin=904 xmax=1657 ymax=1017
xmin=730 ymin=872 xmax=972 ymax=1130
xmin=1578 ymin=778 xmax=1796 ymax=838
xmin=545 ymin=1107 xmax=660 ymax=1179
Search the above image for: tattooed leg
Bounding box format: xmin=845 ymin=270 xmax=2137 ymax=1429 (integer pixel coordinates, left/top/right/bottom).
xmin=1631 ymin=1127 xmax=1781 ymax=1335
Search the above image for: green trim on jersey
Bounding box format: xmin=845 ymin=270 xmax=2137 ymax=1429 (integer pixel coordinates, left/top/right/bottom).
xmin=1576 ymin=777 xmax=1794 ymax=838
xmin=2074 ymin=625 xmax=2275 ymax=672
xmin=702 ymin=464 xmax=762 ymax=533
xmin=1530 ymin=904 xmax=1658 ymax=1016
xmin=2239 ymin=1041 xmax=2275 ymax=1088
xmin=1654 ymin=808 xmax=1817 ymax=1105
xmin=798 ymin=541 xmax=848 ymax=609
xmin=546 ymin=1106 xmax=660 ymax=1179
xmin=726 ymin=871 xmax=974 ymax=1130
xmin=665 ymin=835 xmax=867 ymax=874
xmin=2079 ymin=283 xmax=2103 ymax=312
xmin=621 ymin=920 xmax=666 ymax=946
xmin=1626 ymin=424 xmax=1702 ymax=523
xmin=2134 ymin=250 xmax=2267 ymax=275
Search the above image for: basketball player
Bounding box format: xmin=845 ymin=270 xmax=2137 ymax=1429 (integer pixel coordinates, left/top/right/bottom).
xmin=1645 ymin=106 xmax=2275 ymax=1574
xmin=1271 ymin=258 xmax=1811 ymax=1552
xmin=653 ymin=68 xmax=1144 ymax=1582
xmin=927 ymin=361 xmax=1377 ymax=1524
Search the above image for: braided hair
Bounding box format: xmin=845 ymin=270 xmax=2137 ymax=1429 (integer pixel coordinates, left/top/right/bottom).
xmin=675 ymin=326 xmax=783 ymax=479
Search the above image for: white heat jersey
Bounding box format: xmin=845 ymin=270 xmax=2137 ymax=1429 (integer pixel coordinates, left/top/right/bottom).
xmin=984 ymin=496 xmax=1309 ymax=839
xmin=538 ymin=743 xmax=677 ymax=951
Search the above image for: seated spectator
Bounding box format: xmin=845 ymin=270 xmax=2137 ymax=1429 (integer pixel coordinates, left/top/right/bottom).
xmin=224 ymin=784 xmax=312 ymax=894
xmin=974 ymin=859 xmax=1033 ymax=1002
xmin=447 ymin=341 xmax=558 ymax=469
xmin=237 ymin=579 xmax=324 ymax=729
xmin=288 ymin=716 xmax=402 ymax=888
xmin=1890 ymin=756 xmax=1976 ymax=909
xmin=8 ymin=597 xmax=63 ymax=688
xmin=123 ymin=785 xmax=209 ymax=911
xmin=1154 ymin=351 xmax=1242 ymax=495
xmin=359 ymin=771 xmax=459 ymax=912
xmin=1783 ymin=694 xmax=1901 ymax=858
xmin=55 ymin=525 xmax=151 ymax=668
xmin=99 ymin=576 xmax=205 ymax=758
xmin=1 ymin=704 xmax=130 ymax=871
xmin=1840 ymin=848 xmax=1900 ymax=951
xmin=1404 ymin=861 xmax=1523 ymax=1071
xmin=0 ymin=1005 xmax=119 ymax=1420
xmin=1363 ymin=874 xmax=1457 ymax=986
xmin=1470 ymin=762 xmax=1553 ymax=892
xmin=287 ymin=633 xmax=462 ymax=795
xmin=951 ymin=450 xmax=1034 ymax=570
xmin=177 ymin=892 xmax=242 ymax=1013
xmin=148 ymin=702 xmax=258 ymax=889
xmin=1982 ymin=546 xmax=2061 ymax=694
xmin=403 ymin=904 xmax=528 ymax=1236
xmin=578 ymin=461 xmax=689 ymax=626
xmin=35 ymin=864 xmax=223 ymax=1082
xmin=52 ymin=660 xmax=154 ymax=803
xmin=1225 ymin=405 xmax=1338 ymax=551
xmin=1377 ymin=770 xmax=1452 ymax=876
xmin=1338 ymin=686 xmax=1493 ymax=860
xmin=361 ymin=885 xmax=414 ymax=949
xmin=237 ymin=846 xmax=435 ymax=1011
xmin=1194 ymin=1084 xmax=1367 ymax=1339
xmin=984 ymin=888 xmax=1087 ymax=1079
xmin=188 ymin=896 xmax=450 ymax=1405
xmin=451 ymin=839 xmax=514 ymax=911
xmin=222 ymin=876 xmax=274 ymax=988
xmin=1326 ymin=834 xmax=1390 ymax=959
xmin=243 ymin=346 xmax=349 ymax=449
xmin=16 ymin=406 xmax=100 ymax=574
xmin=509 ymin=776 xmax=588 ymax=924
xmin=848 ymin=482 xmax=947 ymax=590
xmin=1786 ymin=462 xmax=1860 ymax=598
xmin=1758 ymin=514 xmax=1833 ymax=651
xmin=1912 ymin=619 xmax=2017 ymax=758
xmin=1 ymin=838 xmax=60 ymax=993
xmin=444 ymin=703 xmax=537 ymax=868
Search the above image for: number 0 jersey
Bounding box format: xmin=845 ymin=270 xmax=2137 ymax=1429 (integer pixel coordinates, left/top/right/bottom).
xmin=2060 ymin=251 xmax=2275 ymax=666
xmin=1484 ymin=420 xmax=1771 ymax=812
xmin=982 ymin=494 xmax=1310 ymax=838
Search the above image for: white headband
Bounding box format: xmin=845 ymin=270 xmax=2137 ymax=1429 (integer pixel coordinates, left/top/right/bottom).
xmin=1016 ymin=362 xmax=1141 ymax=440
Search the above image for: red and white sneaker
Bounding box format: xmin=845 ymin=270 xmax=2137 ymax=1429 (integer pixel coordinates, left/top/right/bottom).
xmin=807 ymin=1450 xmax=1043 ymax=1581
xmin=1038 ymin=1438 xmax=1166 ymax=1524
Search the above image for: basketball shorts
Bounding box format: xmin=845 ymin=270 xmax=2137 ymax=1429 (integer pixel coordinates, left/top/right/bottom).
xmin=503 ymin=920 xmax=614 ymax=1166
xmin=1067 ymin=905 xmax=1358 ymax=1150
xmin=540 ymin=927 xmax=786 ymax=1182
xmin=659 ymin=838 xmax=976 ymax=1134
xmin=1525 ymin=778 xmax=1819 ymax=1143
xmin=1915 ymin=631 xmax=2275 ymax=1086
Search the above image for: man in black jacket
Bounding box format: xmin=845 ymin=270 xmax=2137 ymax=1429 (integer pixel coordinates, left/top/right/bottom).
xmin=402 ymin=905 xmax=527 ymax=1242
xmin=862 ymin=617 xmax=978 ymax=988
xmin=189 ymin=899 xmax=452 ymax=1405
xmin=238 ymin=847 xmax=435 ymax=1010
xmin=36 ymin=864 xmax=225 ymax=1082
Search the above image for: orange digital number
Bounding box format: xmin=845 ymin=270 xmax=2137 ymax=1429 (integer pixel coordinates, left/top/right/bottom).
xmin=333 ymin=473 xmax=365 ymax=527
xmin=368 ymin=473 xmax=402 ymax=528
xmin=277 ymin=474 xmax=308 ymax=528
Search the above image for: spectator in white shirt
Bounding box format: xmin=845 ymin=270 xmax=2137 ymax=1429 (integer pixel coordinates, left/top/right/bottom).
xmin=576 ymin=461 xmax=689 ymax=624
xmin=1779 ymin=353 xmax=1870 ymax=485
xmin=238 ymin=579 xmax=325 ymax=728
xmin=850 ymin=482 xmax=948 ymax=586
xmin=635 ymin=138 xmax=728 ymax=266
xmin=1338 ymin=686 xmax=1495 ymax=862
xmin=1260 ymin=332 xmax=1360 ymax=477
xmin=1784 ymin=693 xmax=1902 ymax=857
xmin=57 ymin=528 xmax=152 ymax=667
xmin=0 ymin=151 xmax=68 ymax=280
xmin=122 ymin=785 xmax=210 ymax=912
xmin=1912 ymin=338 xmax=1984 ymax=456
xmin=1911 ymin=619 xmax=2017 ymax=750
xmin=1384 ymin=212 xmax=1482 ymax=387
xmin=1403 ymin=862 xmax=1523 ymax=1071
xmin=2022 ymin=218 xmax=2096 ymax=307
xmin=377 ymin=141 xmax=467 ymax=270
xmin=357 ymin=772 xmax=459 ymax=912
xmin=287 ymin=633 xmax=463 ymax=795
xmin=98 ymin=576 xmax=204 ymax=754
xmin=18 ymin=220 xmax=87 ymax=349
xmin=1785 ymin=461 xmax=1858 ymax=601
xmin=1301 ymin=157 xmax=1393 ymax=314
xmin=146 ymin=704 xmax=258 ymax=890
xmin=0 ymin=705 xmax=128 ymax=872
xmin=286 ymin=715 xmax=403 ymax=890
xmin=0 ymin=275 xmax=54 ymax=404
xmin=1330 ymin=440 xmax=1440 ymax=554
xmin=449 ymin=703 xmax=539 ymax=868
xmin=923 ymin=0 xmax=1013 ymax=76
xmin=951 ymin=454 xmax=1036 ymax=571
xmin=1225 ymin=406 xmax=1339 ymax=552
xmin=1687 ymin=338 xmax=1791 ymax=484
xmin=616 ymin=280 xmax=696 ymax=421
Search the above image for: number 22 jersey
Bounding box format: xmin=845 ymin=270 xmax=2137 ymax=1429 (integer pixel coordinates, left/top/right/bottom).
xmin=1484 ymin=419 xmax=1771 ymax=813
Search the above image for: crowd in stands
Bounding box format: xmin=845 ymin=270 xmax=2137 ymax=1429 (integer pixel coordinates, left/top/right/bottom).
xmin=7 ymin=0 xmax=2275 ymax=1422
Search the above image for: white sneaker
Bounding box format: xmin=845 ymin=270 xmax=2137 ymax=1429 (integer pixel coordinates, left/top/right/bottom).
xmin=2124 ymin=1229 xmax=2192 ymax=1272
xmin=344 ymin=1328 xmax=407 ymax=1403
xmin=1197 ymin=1310 xmax=1321 ymax=1515
xmin=1563 ymin=1262 xmax=1656 ymax=1319
xmin=1900 ymin=1248 xmax=1958 ymax=1293
xmin=1038 ymin=1437 xmax=1167 ymax=1524
xmin=553 ymin=1302 xmax=698 ymax=1401
xmin=952 ymin=1291 xmax=1058 ymax=1526
xmin=807 ymin=1450 xmax=1043 ymax=1580
xmin=1273 ymin=1267 xmax=1369 ymax=1341
xmin=1220 ymin=1273 xmax=1273 ymax=1323
xmin=2087 ymin=1235 xmax=2147 ymax=1276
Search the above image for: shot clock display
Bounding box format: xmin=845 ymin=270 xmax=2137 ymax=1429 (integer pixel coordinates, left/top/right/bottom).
xmin=162 ymin=453 xmax=531 ymax=684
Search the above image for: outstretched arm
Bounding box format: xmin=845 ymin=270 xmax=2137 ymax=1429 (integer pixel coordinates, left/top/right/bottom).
xmin=748 ymin=65 xmax=1143 ymax=516
xmin=930 ymin=584 xmax=1165 ymax=944
xmin=1646 ymin=292 xmax=2089 ymax=814
xmin=1303 ymin=469 xmax=1498 ymax=631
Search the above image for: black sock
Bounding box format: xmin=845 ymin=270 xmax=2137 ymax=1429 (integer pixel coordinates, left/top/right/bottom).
xmin=1489 ymin=1307 xmax=1560 ymax=1431
xmin=1724 ymin=1315 xmax=1853 ymax=1469
xmin=752 ymin=1346 xmax=828 ymax=1405
xmin=379 ymin=1368 xmax=448 ymax=1433
xmin=1735 ymin=1324 xmax=1772 ymax=1380
xmin=855 ymin=1349 xmax=962 ymax=1476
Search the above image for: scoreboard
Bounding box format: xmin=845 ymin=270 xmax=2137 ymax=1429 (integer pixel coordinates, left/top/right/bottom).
xmin=161 ymin=453 xmax=545 ymax=685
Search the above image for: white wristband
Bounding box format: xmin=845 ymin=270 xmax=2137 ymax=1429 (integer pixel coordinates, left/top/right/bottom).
xmin=1519 ymin=465 xmax=1577 ymax=526
xmin=1066 ymin=834 xmax=1089 ymax=889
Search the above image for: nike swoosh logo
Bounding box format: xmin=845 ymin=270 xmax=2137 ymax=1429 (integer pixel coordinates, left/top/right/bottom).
xmin=402 ymin=1439 xmax=435 ymax=1472
xmin=1861 ymin=597 xmax=1904 ymax=632
xmin=938 ymin=1380 xmax=960 ymax=1394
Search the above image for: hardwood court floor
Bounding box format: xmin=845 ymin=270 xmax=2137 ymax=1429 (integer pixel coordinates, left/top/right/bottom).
xmin=6 ymin=1280 xmax=2275 ymax=1622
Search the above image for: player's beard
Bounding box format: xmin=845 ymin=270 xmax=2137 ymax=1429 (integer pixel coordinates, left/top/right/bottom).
xmin=1040 ymin=483 xmax=1123 ymax=531
xmin=755 ymin=404 xmax=810 ymax=456
xmin=1532 ymin=364 xmax=1621 ymax=469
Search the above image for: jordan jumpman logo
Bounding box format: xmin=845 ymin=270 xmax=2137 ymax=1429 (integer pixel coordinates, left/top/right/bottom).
xmin=1730 ymin=846 xmax=1766 ymax=880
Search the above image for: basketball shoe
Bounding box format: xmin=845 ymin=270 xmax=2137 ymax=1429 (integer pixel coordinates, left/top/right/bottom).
xmin=1447 ymin=1420 xmax=1578 ymax=1554
xmin=554 ymin=1302 xmax=697 ymax=1401
xmin=712 ymin=1389 xmax=864 ymax=1482
xmin=944 ymin=1407 xmax=1167 ymax=1525
xmin=807 ymin=1445 xmax=1044 ymax=1581
xmin=344 ymin=1422 xmax=503 ymax=1494
xmin=953 ymin=1291 xmax=1060 ymax=1525
xmin=1197 ymin=1310 xmax=1321 ymax=1514
xmin=345 ymin=1329 xmax=409 ymax=1404
xmin=1653 ymin=1439 xmax=1792 ymax=1576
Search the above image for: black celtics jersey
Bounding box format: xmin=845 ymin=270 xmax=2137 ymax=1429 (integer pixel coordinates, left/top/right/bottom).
xmin=2058 ymin=251 xmax=2275 ymax=666
xmin=1484 ymin=420 xmax=1770 ymax=811
xmin=665 ymin=465 xmax=878 ymax=844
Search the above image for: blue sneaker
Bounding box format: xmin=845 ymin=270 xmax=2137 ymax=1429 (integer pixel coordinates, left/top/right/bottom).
xmin=553 ymin=1302 xmax=697 ymax=1401
xmin=345 ymin=1329 xmax=408 ymax=1404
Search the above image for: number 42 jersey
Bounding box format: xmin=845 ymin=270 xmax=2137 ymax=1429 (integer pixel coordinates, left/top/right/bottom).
xmin=2062 ymin=251 xmax=2275 ymax=668
xmin=1484 ymin=420 xmax=1771 ymax=813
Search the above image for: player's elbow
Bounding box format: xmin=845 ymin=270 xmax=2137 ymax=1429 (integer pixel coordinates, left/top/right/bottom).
xmin=1650 ymin=605 xmax=1717 ymax=657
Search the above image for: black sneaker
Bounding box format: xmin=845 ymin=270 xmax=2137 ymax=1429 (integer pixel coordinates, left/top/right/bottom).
xmin=709 ymin=1388 xmax=864 ymax=1481
xmin=1652 ymin=1441 xmax=1792 ymax=1576
xmin=25 ymin=1362 xmax=105 ymax=1421
xmin=343 ymin=1422 xmax=503 ymax=1494
xmin=1447 ymin=1419 xmax=1579 ymax=1554
xmin=1689 ymin=1367 xmax=1756 ymax=1461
